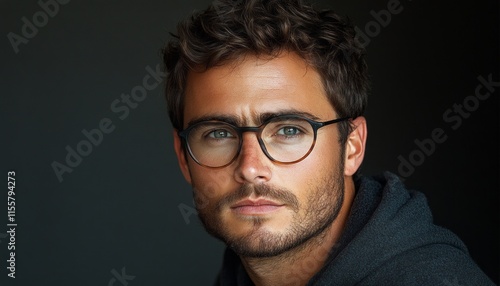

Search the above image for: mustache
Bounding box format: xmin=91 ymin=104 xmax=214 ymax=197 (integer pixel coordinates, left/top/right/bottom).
xmin=216 ymin=184 xmax=299 ymax=212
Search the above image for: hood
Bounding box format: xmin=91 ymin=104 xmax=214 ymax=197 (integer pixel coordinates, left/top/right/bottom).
xmin=309 ymin=171 xmax=492 ymax=285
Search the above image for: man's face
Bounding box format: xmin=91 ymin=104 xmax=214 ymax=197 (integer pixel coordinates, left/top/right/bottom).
xmin=175 ymin=52 xmax=347 ymax=257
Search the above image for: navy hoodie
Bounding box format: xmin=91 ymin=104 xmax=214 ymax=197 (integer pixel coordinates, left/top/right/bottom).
xmin=215 ymin=172 xmax=495 ymax=285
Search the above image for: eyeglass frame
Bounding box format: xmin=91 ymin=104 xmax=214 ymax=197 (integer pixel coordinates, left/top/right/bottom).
xmin=178 ymin=114 xmax=351 ymax=168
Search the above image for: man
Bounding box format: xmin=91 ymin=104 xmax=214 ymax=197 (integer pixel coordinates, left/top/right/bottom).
xmin=162 ymin=0 xmax=495 ymax=285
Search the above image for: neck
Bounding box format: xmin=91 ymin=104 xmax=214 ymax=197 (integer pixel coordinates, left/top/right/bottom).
xmin=239 ymin=178 xmax=356 ymax=286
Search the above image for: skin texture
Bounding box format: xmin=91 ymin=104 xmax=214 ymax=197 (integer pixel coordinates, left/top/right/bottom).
xmin=173 ymin=52 xmax=367 ymax=286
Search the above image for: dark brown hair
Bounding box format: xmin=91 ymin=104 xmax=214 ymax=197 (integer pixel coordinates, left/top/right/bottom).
xmin=162 ymin=0 xmax=369 ymax=145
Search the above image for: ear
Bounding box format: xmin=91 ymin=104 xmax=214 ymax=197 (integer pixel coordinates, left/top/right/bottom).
xmin=173 ymin=129 xmax=192 ymax=185
xmin=344 ymin=116 xmax=367 ymax=176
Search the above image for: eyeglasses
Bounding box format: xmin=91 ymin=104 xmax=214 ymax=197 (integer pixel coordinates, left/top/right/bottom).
xmin=178 ymin=115 xmax=350 ymax=168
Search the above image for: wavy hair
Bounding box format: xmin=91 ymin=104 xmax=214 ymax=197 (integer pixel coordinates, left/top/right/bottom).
xmin=162 ymin=0 xmax=369 ymax=145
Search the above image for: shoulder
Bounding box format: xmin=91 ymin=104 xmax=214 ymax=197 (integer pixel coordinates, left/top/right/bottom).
xmin=311 ymin=172 xmax=496 ymax=285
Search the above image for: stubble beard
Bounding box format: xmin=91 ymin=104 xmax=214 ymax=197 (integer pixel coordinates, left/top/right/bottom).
xmin=193 ymin=161 xmax=345 ymax=258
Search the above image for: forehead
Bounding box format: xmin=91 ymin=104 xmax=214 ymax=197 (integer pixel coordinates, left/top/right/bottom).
xmin=183 ymin=52 xmax=335 ymax=127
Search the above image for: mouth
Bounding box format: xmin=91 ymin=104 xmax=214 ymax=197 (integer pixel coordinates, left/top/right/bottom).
xmin=230 ymin=198 xmax=285 ymax=215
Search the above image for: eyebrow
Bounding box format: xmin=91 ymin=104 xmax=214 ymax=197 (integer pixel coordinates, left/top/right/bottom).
xmin=186 ymin=115 xmax=240 ymax=128
xmin=185 ymin=109 xmax=323 ymax=128
xmin=258 ymin=110 xmax=322 ymax=123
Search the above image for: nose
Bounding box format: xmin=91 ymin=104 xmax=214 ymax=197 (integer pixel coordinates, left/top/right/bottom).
xmin=234 ymin=132 xmax=272 ymax=184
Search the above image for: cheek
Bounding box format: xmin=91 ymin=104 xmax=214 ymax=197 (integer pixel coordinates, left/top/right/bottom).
xmin=296 ymin=139 xmax=339 ymax=173
xmin=310 ymin=132 xmax=342 ymax=169
xmin=190 ymin=165 xmax=235 ymax=206
xmin=280 ymin=140 xmax=340 ymax=195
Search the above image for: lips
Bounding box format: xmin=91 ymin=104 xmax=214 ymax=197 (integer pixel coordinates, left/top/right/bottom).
xmin=230 ymin=199 xmax=285 ymax=215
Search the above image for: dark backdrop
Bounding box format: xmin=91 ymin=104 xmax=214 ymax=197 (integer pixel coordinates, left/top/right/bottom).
xmin=1 ymin=0 xmax=498 ymax=285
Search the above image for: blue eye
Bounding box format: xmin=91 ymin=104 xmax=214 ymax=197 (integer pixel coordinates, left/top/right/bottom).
xmin=277 ymin=126 xmax=301 ymax=136
xmin=209 ymin=129 xmax=234 ymax=139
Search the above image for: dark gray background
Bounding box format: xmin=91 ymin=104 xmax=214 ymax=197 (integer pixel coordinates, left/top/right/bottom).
xmin=1 ymin=0 xmax=498 ymax=285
